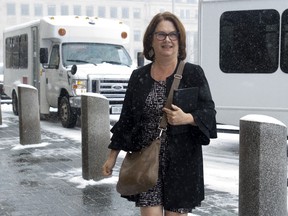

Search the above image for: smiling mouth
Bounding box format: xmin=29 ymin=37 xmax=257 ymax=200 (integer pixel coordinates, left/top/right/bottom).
xmin=161 ymin=44 xmax=173 ymax=48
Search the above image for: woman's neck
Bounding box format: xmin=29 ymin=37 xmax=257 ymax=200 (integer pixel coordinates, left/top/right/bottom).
xmin=151 ymin=59 xmax=178 ymax=81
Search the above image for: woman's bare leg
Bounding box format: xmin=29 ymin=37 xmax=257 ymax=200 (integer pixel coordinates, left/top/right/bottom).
xmin=164 ymin=210 xmax=188 ymax=216
xmin=140 ymin=206 xmax=163 ymax=216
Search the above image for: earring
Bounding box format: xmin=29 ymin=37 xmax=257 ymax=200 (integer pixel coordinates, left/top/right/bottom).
xmin=148 ymin=48 xmax=154 ymax=58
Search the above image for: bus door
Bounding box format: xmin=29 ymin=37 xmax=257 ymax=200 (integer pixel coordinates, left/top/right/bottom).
xmin=32 ymin=27 xmax=40 ymax=93
xmin=45 ymin=44 xmax=60 ymax=108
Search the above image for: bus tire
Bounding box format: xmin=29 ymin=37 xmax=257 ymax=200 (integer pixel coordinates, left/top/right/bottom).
xmin=12 ymin=91 xmax=18 ymax=116
xmin=59 ymin=96 xmax=77 ymax=128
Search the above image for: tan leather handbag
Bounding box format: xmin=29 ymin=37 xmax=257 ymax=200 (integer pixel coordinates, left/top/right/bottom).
xmin=116 ymin=61 xmax=186 ymax=196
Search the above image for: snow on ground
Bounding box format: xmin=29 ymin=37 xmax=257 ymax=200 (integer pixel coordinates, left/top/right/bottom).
xmin=1 ymin=103 xmax=240 ymax=196
xmin=2 ymin=103 xmax=287 ymax=214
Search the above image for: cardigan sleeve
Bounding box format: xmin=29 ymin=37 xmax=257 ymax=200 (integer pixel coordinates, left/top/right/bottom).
xmin=108 ymin=70 xmax=138 ymax=151
xmin=191 ymin=65 xmax=217 ymax=143
xmin=168 ymin=63 xmax=217 ymax=144
xmin=108 ymin=64 xmax=153 ymax=151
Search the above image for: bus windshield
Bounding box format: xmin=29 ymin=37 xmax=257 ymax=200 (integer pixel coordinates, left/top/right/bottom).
xmin=62 ymin=43 xmax=132 ymax=67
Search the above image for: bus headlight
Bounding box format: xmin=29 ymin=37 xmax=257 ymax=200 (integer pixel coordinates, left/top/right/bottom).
xmin=72 ymin=79 xmax=87 ymax=95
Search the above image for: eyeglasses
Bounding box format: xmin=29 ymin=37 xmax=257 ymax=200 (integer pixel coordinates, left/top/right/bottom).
xmin=154 ymin=31 xmax=179 ymax=41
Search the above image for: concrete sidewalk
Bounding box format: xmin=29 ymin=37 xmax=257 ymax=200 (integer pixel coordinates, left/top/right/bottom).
xmin=0 ymin=114 xmax=238 ymax=216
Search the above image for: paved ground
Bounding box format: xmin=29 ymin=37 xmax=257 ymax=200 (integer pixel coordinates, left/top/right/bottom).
xmin=0 ymin=112 xmax=238 ymax=216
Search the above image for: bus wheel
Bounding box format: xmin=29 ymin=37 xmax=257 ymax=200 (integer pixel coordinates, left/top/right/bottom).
xmin=12 ymin=91 xmax=18 ymax=116
xmin=59 ymin=96 xmax=77 ymax=128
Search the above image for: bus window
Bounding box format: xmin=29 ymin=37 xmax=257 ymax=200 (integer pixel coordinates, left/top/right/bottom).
xmin=19 ymin=34 xmax=28 ymax=69
xmin=280 ymin=9 xmax=288 ymax=73
xmin=12 ymin=36 xmax=20 ymax=68
xmin=49 ymin=45 xmax=60 ymax=69
xmin=5 ymin=34 xmax=28 ymax=69
xmin=5 ymin=38 xmax=12 ymax=68
xmin=220 ymin=10 xmax=280 ymax=73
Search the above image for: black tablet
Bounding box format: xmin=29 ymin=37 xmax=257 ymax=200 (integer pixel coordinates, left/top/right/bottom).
xmin=173 ymin=87 xmax=199 ymax=112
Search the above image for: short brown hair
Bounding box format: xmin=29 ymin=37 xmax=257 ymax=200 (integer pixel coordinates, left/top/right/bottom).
xmin=143 ymin=11 xmax=187 ymax=61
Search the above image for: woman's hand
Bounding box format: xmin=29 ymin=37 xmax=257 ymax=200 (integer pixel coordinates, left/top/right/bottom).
xmin=163 ymin=104 xmax=196 ymax=126
xmin=102 ymin=150 xmax=120 ymax=176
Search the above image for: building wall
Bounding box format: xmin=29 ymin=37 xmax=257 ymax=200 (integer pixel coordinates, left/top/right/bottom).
xmin=0 ymin=0 xmax=198 ymax=64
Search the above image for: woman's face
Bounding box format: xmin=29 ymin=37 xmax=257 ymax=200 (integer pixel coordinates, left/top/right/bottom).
xmin=152 ymin=20 xmax=179 ymax=61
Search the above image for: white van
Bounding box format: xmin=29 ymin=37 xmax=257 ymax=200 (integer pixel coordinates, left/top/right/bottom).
xmin=3 ymin=16 xmax=136 ymax=127
xmin=199 ymin=0 xmax=288 ymax=127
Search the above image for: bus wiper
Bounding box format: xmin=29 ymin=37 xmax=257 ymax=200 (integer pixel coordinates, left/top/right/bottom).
xmin=67 ymin=59 xmax=97 ymax=65
xmin=101 ymin=60 xmax=129 ymax=67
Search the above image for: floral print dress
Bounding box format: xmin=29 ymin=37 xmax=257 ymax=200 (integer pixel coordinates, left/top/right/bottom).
xmin=133 ymin=80 xmax=193 ymax=214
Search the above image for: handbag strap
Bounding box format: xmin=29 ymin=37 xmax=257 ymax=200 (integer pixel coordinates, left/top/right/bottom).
xmin=158 ymin=60 xmax=186 ymax=135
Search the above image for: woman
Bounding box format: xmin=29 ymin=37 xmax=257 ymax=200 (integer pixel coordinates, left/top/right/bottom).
xmin=102 ymin=11 xmax=217 ymax=216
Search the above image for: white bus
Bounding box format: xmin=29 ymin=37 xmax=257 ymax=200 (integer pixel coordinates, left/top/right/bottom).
xmin=3 ymin=16 xmax=135 ymax=128
xmin=198 ymin=0 xmax=288 ymax=127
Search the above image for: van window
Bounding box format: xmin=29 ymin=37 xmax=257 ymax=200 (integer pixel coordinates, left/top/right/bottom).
xmin=62 ymin=43 xmax=132 ymax=67
xmin=281 ymin=9 xmax=288 ymax=73
xmin=220 ymin=10 xmax=280 ymax=73
xmin=5 ymin=38 xmax=12 ymax=68
xmin=12 ymin=36 xmax=19 ymax=68
xmin=19 ymin=34 xmax=28 ymax=68
xmin=5 ymin=34 xmax=28 ymax=69
xmin=49 ymin=45 xmax=60 ymax=69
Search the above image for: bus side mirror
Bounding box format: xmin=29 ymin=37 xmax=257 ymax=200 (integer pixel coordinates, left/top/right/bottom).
xmin=71 ymin=65 xmax=77 ymax=75
xmin=137 ymin=52 xmax=144 ymax=68
xmin=40 ymin=48 xmax=48 ymax=64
